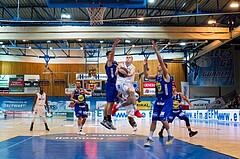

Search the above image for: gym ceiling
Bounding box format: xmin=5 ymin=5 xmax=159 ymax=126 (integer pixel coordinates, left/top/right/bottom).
xmin=0 ymin=0 xmax=239 ymax=62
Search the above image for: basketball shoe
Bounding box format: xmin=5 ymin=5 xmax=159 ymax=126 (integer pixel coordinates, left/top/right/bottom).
xmin=134 ymin=109 xmax=143 ymax=118
xmin=144 ymin=138 xmax=154 ymax=147
xmin=77 ymin=131 xmax=86 ymax=135
xmin=189 ymin=131 xmax=198 ymax=137
xmin=106 ymin=121 xmax=116 ymax=130
xmin=100 ymin=120 xmax=111 ymax=129
xmin=166 ymin=136 xmax=174 ymax=145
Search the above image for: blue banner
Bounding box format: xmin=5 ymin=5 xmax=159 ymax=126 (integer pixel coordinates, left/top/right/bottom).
xmin=0 ymin=96 xmax=157 ymax=113
xmin=189 ymin=47 xmax=235 ymax=86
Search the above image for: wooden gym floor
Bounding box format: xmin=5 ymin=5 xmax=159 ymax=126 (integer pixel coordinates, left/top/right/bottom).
xmin=0 ymin=117 xmax=239 ymax=159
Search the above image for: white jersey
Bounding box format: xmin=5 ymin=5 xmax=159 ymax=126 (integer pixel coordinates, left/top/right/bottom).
xmin=35 ymin=92 xmax=46 ymax=107
xmin=117 ymin=62 xmax=135 ymax=83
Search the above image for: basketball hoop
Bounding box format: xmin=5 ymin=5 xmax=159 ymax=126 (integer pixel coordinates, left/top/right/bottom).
xmin=86 ymin=7 xmax=106 ymax=26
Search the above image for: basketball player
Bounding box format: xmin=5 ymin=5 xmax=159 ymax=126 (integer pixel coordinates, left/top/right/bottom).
xmin=158 ymin=85 xmax=198 ymax=138
xmin=30 ymin=87 xmax=50 ymax=131
xmin=113 ymin=92 xmax=139 ymax=134
xmin=144 ymin=40 xmax=174 ymax=146
xmin=70 ymin=81 xmax=91 ymax=135
xmin=101 ymin=38 xmax=120 ymax=130
xmin=113 ymin=54 xmax=143 ymax=117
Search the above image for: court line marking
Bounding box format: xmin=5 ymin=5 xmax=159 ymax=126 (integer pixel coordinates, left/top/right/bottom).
xmin=0 ymin=136 xmax=35 ymax=152
xmin=134 ymin=142 xmax=160 ymax=159
xmin=0 ymin=125 xmax=59 ymax=153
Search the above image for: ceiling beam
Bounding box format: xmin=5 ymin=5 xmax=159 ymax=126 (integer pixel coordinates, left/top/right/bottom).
xmin=0 ymin=26 xmax=229 ymax=40
xmin=0 ymin=26 xmax=229 ymax=33
xmin=190 ymin=25 xmax=240 ymax=61
xmin=0 ymin=33 xmax=229 ymax=40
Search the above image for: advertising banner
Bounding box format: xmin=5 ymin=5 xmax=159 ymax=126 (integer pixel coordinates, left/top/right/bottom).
xmin=189 ymin=47 xmax=235 ymax=86
xmin=143 ymin=81 xmax=155 ymax=95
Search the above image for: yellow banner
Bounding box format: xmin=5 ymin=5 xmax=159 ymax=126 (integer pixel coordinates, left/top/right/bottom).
xmin=136 ymin=101 xmax=151 ymax=110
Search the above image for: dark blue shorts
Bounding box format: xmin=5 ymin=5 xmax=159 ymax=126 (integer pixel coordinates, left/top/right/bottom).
xmin=74 ymin=104 xmax=88 ymax=118
xmin=168 ymin=109 xmax=186 ymax=123
xmin=105 ymin=82 xmax=118 ymax=103
xmin=152 ymin=98 xmax=173 ymax=121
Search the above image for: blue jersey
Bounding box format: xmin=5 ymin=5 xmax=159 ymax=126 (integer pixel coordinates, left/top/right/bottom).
xmin=74 ymin=89 xmax=86 ymax=107
xmin=155 ymin=74 xmax=172 ymax=100
xmin=172 ymin=93 xmax=182 ymax=110
xmin=105 ymin=61 xmax=118 ymax=84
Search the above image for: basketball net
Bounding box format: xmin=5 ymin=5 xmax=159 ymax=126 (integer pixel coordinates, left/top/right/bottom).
xmin=86 ymin=7 xmax=106 ymax=26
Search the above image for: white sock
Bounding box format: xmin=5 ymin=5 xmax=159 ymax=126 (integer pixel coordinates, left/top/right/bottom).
xmin=116 ymin=102 xmax=122 ymax=109
xmin=133 ymin=105 xmax=137 ymax=112
xmin=166 ymin=129 xmax=172 ymax=136
xmin=148 ymin=131 xmax=154 ymax=140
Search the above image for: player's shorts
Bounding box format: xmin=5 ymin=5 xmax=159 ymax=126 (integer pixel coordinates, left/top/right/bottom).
xmin=74 ymin=104 xmax=88 ymax=118
xmin=122 ymin=92 xmax=139 ymax=101
xmin=116 ymin=80 xmax=134 ymax=97
xmin=152 ymin=98 xmax=173 ymax=121
xmin=105 ymin=82 xmax=118 ymax=103
xmin=34 ymin=105 xmax=46 ymax=118
xmin=125 ymin=104 xmax=135 ymax=117
xmin=168 ymin=109 xmax=186 ymax=123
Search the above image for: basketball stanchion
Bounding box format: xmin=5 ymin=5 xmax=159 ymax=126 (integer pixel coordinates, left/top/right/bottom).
xmin=86 ymin=7 xmax=106 ymax=26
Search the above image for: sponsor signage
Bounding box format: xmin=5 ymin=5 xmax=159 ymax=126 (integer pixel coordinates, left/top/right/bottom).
xmin=143 ymin=82 xmax=155 ymax=88
xmin=190 ymin=98 xmax=215 ymax=109
xmin=6 ymin=111 xmax=33 ymax=118
xmin=189 ymin=47 xmax=235 ymax=86
xmin=136 ymin=101 xmax=151 ymax=110
xmin=143 ymin=88 xmax=155 ymax=95
xmin=92 ymin=91 xmax=106 ymax=97
xmin=143 ymin=81 xmax=155 ymax=95
xmin=95 ymin=109 xmax=240 ymax=123
xmin=96 ymin=101 xmax=106 ymax=110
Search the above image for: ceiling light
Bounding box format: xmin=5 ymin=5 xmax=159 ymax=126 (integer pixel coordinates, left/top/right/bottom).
xmin=138 ymin=17 xmax=144 ymax=21
xmin=125 ymin=40 xmax=131 ymax=43
xmin=49 ymin=47 xmax=53 ymax=50
xmin=28 ymin=46 xmax=32 ymax=49
xmin=208 ymin=19 xmax=216 ymax=24
xmin=180 ymin=42 xmax=186 ymax=46
xmin=61 ymin=13 xmax=71 ymax=19
xmin=80 ymin=47 xmax=84 ymax=50
xmin=100 ymin=40 xmax=104 ymax=44
xmin=0 ymin=42 xmax=3 ymax=45
xmin=132 ymin=44 xmax=136 ymax=47
xmin=2 ymin=45 xmax=5 ymax=48
xmin=148 ymin=0 xmax=155 ymax=3
xmin=78 ymin=39 xmax=82 ymax=42
xmin=47 ymin=40 xmax=51 ymax=43
xmin=230 ymin=1 xmax=239 ymax=8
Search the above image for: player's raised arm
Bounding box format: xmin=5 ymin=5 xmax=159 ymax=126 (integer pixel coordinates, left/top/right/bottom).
xmin=109 ymin=38 xmax=120 ymax=62
xmin=143 ymin=58 xmax=155 ymax=79
xmin=152 ymin=40 xmax=170 ymax=81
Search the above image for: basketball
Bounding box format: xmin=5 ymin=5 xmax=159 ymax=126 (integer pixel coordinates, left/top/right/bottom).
xmin=118 ymin=67 xmax=128 ymax=77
